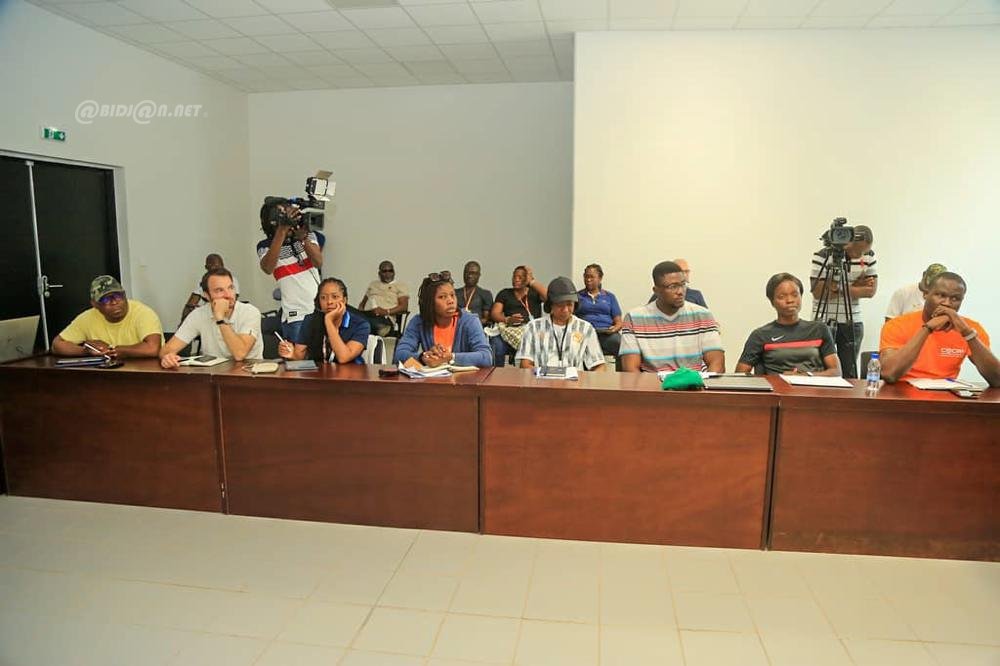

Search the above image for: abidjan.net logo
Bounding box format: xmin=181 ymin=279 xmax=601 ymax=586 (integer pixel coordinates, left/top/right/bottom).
xmin=75 ymin=100 xmax=204 ymax=125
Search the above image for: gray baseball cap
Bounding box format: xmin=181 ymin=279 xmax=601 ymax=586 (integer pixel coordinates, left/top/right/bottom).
xmin=546 ymin=276 xmax=578 ymax=306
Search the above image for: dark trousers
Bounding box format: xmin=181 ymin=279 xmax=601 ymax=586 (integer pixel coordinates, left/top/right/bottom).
xmin=361 ymin=313 xmax=393 ymax=337
xmin=829 ymin=321 xmax=864 ymax=379
xmin=490 ymin=335 xmax=516 ymax=367
xmin=597 ymin=332 xmax=621 ymax=356
xmin=597 ymin=332 xmax=622 ymax=370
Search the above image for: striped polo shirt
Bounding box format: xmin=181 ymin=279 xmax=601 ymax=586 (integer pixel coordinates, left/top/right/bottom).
xmin=619 ymin=301 xmax=724 ymax=372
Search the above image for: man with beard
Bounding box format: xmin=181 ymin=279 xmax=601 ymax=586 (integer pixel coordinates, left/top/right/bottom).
xmin=159 ymin=268 xmax=262 ymax=368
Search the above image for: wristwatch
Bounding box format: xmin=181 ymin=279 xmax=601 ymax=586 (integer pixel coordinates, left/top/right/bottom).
xmin=216 ymin=319 xmax=227 ymax=326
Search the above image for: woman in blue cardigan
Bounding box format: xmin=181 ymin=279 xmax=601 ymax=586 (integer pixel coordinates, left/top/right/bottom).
xmin=392 ymin=271 xmax=493 ymax=368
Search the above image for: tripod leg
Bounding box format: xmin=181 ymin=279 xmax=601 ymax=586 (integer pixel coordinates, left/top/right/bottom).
xmin=839 ymin=260 xmax=859 ymax=378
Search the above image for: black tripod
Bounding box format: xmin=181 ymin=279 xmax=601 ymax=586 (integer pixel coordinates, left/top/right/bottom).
xmin=813 ymin=247 xmax=860 ymax=378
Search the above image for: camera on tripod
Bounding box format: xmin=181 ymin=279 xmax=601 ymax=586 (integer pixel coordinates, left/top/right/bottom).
xmin=261 ymin=170 xmax=335 ymax=237
xmin=820 ymin=217 xmax=854 ymax=248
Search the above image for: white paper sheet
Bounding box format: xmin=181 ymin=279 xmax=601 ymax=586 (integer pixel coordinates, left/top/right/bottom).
xmin=779 ymin=374 xmax=853 ymax=388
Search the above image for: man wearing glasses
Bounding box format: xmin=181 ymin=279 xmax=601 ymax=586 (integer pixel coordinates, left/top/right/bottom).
xmin=645 ymin=258 xmax=707 ymax=308
xmin=620 ymin=261 xmax=725 ymax=373
xmin=52 ymin=275 xmax=162 ymax=359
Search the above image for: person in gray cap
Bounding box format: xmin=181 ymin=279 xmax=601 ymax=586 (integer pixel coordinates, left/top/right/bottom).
xmin=52 ymin=275 xmax=162 ymax=358
xmin=515 ymin=276 xmax=606 ymax=372
xmin=885 ymin=262 xmax=947 ymax=321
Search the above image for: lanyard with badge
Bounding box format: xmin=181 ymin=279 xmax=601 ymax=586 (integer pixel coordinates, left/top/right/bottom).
xmin=552 ymin=319 xmax=570 ymax=367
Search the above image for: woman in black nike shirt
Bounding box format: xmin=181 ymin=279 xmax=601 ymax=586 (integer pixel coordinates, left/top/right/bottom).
xmin=735 ymin=273 xmax=842 ymax=376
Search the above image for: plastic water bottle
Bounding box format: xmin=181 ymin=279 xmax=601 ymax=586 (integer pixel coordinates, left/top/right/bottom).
xmin=865 ymin=352 xmax=881 ymax=394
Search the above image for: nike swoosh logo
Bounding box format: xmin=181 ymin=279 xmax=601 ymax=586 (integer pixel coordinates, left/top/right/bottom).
xmin=771 ymin=336 xmax=784 ymax=341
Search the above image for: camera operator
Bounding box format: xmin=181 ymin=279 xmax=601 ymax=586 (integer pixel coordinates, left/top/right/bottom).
xmin=809 ymin=225 xmax=877 ymax=378
xmin=258 ymin=198 xmax=324 ymax=340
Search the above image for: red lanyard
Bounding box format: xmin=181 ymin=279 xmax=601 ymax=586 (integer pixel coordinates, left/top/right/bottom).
xmin=518 ymin=294 xmax=530 ymax=317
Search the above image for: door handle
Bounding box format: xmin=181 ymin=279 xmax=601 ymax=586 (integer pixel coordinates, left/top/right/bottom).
xmin=40 ymin=275 xmax=64 ymax=298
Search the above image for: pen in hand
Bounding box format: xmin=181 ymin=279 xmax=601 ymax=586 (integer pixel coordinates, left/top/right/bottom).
xmin=83 ymin=342 xmax=113 ymax=360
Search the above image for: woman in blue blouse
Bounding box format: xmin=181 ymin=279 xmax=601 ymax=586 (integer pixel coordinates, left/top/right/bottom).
xmin=576 ymin=263 xmax=623 ymax=358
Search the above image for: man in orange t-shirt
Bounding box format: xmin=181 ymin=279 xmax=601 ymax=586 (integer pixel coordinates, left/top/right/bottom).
xmin=880 ymin=272 xmax=999 ymax=387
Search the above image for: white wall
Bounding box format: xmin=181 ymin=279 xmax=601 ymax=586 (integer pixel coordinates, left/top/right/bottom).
xmin=574 ymin=29 xmax=1000 ymax=378
xmin=248 ymin=82 xmax=573 ymax=308
xmin=0 ymin=0 xmax=249 ymax=328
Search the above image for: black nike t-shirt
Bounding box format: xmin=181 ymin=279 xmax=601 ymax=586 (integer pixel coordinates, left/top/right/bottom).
xmin=738 ymin=319 xmax=837 ymax=375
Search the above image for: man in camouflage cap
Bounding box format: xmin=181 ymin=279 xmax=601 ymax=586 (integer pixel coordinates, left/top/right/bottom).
xmin=884 ymin=263 xmax=947 ymax=321
xmin=52 ymin=275 xmax=162 ymax=359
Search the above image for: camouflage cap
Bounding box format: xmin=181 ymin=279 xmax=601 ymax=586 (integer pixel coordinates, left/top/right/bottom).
xmin=90 ymin=275 xmax=125 ymax=302
xmin=920 ymin=263 xmax=947 ymax=289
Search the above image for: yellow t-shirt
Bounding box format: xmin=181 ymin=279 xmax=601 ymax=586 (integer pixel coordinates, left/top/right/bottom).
xmin=59 ymin=300 xmax=163 ymax=348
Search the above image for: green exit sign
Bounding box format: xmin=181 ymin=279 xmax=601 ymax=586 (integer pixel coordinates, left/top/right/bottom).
xmin=42 ymin=127 xmax=66 ymax=142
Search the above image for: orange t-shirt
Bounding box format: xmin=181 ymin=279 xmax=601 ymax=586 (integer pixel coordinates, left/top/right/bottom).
xmin=879 ymin=310 xmax=990 ymax=380
xmin=433 ymin=314 xmax=458 ymax=351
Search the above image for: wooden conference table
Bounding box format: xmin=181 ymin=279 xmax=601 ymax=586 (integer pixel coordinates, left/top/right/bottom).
xmin=0 ymin=357 xmax=997 ymax=560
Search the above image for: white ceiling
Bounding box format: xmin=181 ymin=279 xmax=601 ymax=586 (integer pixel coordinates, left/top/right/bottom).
xmin=27 ymin=0 xmax=1000 ymax=92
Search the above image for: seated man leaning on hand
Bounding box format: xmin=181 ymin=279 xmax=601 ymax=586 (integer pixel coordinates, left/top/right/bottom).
xmin=620 ymin=261 xmax=725 ymax=373
xmin=160 ymin=268 xmax=262 ymax=368
xmin=879 ymin=271 xmax=1000 ymax=387
xmin=52 ymin=275 xmax=162 ymax=359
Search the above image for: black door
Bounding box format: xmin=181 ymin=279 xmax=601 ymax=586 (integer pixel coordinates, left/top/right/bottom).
xmin=33 ymin=161 xmax=120 ymax=339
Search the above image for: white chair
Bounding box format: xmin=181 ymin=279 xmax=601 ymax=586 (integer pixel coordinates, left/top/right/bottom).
xmin=363 ymin=334 xmax=386 ymax=365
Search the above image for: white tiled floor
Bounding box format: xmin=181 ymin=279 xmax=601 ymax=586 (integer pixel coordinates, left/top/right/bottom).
xmin=1 ymin=496 xmax=998 ymax=665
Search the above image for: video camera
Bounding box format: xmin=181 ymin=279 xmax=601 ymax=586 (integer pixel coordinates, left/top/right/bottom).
xmin=820 ymin=217 xmax=854 ymax=248
xmin=261 ymin=170 xmax=335 ymax=237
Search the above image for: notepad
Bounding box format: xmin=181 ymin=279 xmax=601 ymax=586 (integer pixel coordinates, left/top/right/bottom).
xmin=178 ymin=355 xmax=227 ymax=367
xmin=906 ymin=378 xmax=975 ymax=390
xmin=398 ymin=360 xmax=452 ymax=378
xmin=779 ymin=374 xmax=853 ymax=388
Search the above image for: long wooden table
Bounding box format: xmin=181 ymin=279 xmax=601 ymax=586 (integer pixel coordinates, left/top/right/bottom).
xmin=767 ymin=378 xmax=1000 ymax=561
xmin=214 ymin=363 xmax=485 ymax=532
xmin=1 ymin=357 xmax=997 ymax=560
xmin=478 ymin=369 xmax=778 ymax=549
xmin=0 ymin=357 xmax=222 ymax=512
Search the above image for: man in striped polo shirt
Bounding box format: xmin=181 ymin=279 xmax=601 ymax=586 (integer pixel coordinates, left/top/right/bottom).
xmin=620 ymin=261 xmax=725 ymax=373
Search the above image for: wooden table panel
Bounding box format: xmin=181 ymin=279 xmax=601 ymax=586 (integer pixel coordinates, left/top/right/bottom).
xmin=481 ymin=369 xmax=777 ymax=549
xmin=217 ymin=364 xmax=485 ymax=531
xmin=770 ymin=381 xmax=1000 ymax=560
xmin=0 ymin=358 xmax=222 ymax=511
